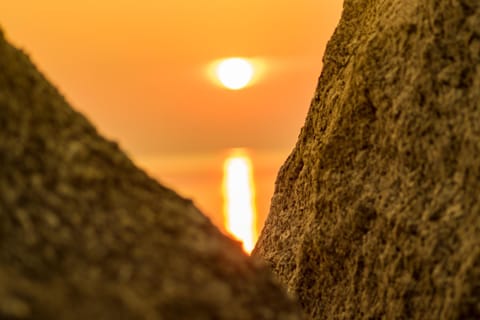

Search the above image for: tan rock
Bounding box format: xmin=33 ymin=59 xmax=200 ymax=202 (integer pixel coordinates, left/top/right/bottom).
xmin=254 ymin=1 xmax=480 ymax=319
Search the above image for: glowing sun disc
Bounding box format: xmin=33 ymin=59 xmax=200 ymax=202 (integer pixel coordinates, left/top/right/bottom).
xmin=216 ymin=58 xmax=254 ymax=90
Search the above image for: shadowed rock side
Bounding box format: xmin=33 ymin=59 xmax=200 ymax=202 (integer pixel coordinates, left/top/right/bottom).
xmin=0 ymin=30 xmax=303 ymax=320
xmin=254 ymin=0 xmax=480 ymax=319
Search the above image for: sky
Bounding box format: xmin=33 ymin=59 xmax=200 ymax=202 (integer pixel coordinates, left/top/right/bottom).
xmin=0 ymin=1 xmax=343 ymax=237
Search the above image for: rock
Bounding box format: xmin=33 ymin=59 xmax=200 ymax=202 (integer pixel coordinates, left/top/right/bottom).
xmin=253 ymin=0 xmax=480 ymax=319
xmin=0 ymin=30 xmax=302 ymax=319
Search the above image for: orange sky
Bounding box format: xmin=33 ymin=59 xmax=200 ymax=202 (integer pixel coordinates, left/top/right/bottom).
xmin=0 ymin=1 xmax=343 ymax=236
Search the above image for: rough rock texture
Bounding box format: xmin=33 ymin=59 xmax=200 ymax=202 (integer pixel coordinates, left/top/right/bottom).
xmin=0 ymin=30 xmax=303 ymax=319
xmin=254 ymin=0 xmax=480 ymax=319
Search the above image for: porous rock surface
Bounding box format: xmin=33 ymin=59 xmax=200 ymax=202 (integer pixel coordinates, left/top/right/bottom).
xmin=0 ymin=30 xmax=302 ymax=320
xmin=254 ymin=0 xmax=480 ymax=319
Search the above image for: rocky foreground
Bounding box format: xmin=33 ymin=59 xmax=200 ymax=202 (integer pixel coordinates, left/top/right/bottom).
xmin=254 ymin=0 xmax=480 ymax=319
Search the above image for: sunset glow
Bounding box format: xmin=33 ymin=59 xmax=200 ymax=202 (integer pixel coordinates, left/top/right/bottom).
xmin=0 ymin=1 xmax=344 ymax=245
xmin=223 ymin=151 xmax=257 ymax=253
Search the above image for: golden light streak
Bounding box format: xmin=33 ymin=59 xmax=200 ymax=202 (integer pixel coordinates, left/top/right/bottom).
xmin=222 ymin=150 xmax=257 ymax=253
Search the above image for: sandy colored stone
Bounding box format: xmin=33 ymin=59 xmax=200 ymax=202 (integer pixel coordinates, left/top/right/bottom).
xmin=0 ymin=29 xmax=302 ymax=319
xmin=254 ymin=0 xmax=480 ymax=319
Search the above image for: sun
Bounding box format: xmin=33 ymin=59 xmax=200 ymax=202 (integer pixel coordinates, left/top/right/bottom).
xmin=215 ymin=58 xmax=254 ymax=90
